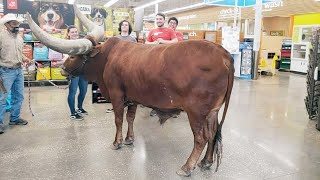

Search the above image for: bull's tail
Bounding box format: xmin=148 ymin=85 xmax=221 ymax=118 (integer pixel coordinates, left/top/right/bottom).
xmin=213 ymin=60 xmax=234 ymax=172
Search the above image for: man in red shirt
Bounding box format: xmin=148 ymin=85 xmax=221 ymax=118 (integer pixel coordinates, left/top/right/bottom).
xmin=168 ymin=17 xmax=183 ymax=42
xmin=145 ymin=13 xmax=178 ymax=44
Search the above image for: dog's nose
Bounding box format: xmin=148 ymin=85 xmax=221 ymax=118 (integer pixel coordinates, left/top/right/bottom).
xmin=98 ymin=15 xmax=101 ymax=18
xmin=47 ymin=13 xmax=54 ymax=19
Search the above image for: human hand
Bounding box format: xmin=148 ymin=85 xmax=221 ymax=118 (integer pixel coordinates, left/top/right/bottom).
xmin=24 ymin=58 xmax=34 ymax=66
xmin=157 ymin=38 xmax=164 ymax=44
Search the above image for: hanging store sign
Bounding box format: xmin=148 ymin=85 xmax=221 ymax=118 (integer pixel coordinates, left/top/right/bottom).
xmin=77 ymin=4 xmax=92 ymax=15
xmin=7 ymin=0 xmax=18 ymax=10
xmin=204 ymin=0 xmax=282 ymax=7
xmin=218 ymin=7 xmax=240 ymax=19
xmin=253 ymin=0 xmax=284 ymax=12
xmin=177 ymin=15 xmax=197 ymax=21
xmin=270 ymin=30 xmax=284 ymax=36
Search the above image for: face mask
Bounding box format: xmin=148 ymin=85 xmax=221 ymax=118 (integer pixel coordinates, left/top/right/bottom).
xmin=11 ymin=27 xmax=19 ymax=34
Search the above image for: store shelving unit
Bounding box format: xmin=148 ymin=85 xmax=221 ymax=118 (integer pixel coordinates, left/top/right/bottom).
xmin=305 ymin=28 xmax=320 ymax=122
xmin=290 ymin=43 xmax=310 ymax=73
xmin=92 ymin=82 xmax=110 ymax=104
xmin=23 ymin=33 xmax=68 ymax=86
xmin=279 ymin=39 xmax=292 ymax=70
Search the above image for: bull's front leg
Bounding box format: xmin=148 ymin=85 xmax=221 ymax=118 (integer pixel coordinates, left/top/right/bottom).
xmin=109 ymin=90 xmax=125 ymax=150
xmin=124 ymin=104 xmax=137 ymax=145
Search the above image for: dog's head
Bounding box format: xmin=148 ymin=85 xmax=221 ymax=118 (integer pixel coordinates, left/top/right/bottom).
xmin=30 ymin=2 xmax=73 ymax=29
xmin=90 ymin=8 xmax=108 ymax=26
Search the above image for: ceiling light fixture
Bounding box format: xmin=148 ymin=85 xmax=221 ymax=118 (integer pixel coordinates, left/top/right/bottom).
xmin=134 ymin=0 xmax=167 ymax=11
xmin=104 ymin=0 xmax=120 ymax=7
xmin=68 ymin=0 xmax=76 ymax=4
xmin=162 ymin=2 xmax=206 ymax=14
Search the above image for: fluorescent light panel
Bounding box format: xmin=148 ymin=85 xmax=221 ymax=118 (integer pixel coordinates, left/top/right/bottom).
xmin=163 ymin=2 xmax=206 ymax=14
xmin=68 ymin=0 xmax=76 ymax=4
xmin=104 ymin=0 xmax=120 ymax=7
xmin=134 ymin=0 xmax=166 ymax=11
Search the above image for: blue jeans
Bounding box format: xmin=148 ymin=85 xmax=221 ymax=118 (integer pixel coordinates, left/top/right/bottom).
xmin=6 ymin=91 xmax=11 ymax=110
xmin=68 ymin=76 xmax=88 ymax=114
xmin=0 ymin=67 xmax=24 ymax=125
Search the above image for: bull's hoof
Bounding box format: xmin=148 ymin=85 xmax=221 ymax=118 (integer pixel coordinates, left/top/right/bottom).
xmin=176 ymin=169 xmax=191 ymax=177
xmin=124 ymin=138 xmax=134 ymax=145
xmin=197 ymin=160 xmax=213 ymax=170
xmin=110 ymin=143 xmax=122 ymax=150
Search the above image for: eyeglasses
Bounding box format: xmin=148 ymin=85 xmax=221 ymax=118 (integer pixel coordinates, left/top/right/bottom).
xmin=169 ymin=21 xmax=177 ymax=25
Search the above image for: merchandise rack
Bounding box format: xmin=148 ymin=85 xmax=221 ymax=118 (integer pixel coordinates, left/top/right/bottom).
xmin=279 ymin=39 xmax=292 ymax=70
xmin=23 ymin=40 xmax=68 ymax=86
xmin=305 ymin=28 xmax=320 ymax=124
xmin=92 ymin=82 xmax=110 ymax=103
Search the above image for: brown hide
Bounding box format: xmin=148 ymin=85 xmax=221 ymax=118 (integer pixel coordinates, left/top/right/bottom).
xmin=62 ymin=37 xmax=234 ymax=176
xmin=92 ymin=38 xmax=232 ymax=109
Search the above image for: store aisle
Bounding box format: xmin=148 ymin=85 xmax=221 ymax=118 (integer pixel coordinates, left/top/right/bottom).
xmin=0 ymin=72 xmax=319 ymax=180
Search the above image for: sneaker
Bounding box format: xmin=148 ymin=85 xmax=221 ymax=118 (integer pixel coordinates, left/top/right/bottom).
xmin=77 ymin=108 xmax=88 ymax=115
xmin=70 ymin=113 xmax=84 ymax=120
xmin=106 ymin=108 xmax=113 ymax=113
xmin=0 ymin=124 xmax=4 ymax=134
xmin=150 ymin=109 xmax=157 ymax=117
xmin=9 ymin=118 xmax=28 ymax=125
xmin=5 ymin=108 xmax=11 ymax=112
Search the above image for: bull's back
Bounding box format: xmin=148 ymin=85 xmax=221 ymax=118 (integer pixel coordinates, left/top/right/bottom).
xmin=105 ymin=40 xmax=233 ymax=107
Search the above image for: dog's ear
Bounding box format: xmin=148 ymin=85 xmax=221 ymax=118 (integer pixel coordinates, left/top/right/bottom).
xmin=101 ymin=9 xmax=108 ymax=17
xmin=32 ymin=2 xmax=40 ymax=10
xmin=60 ymin=4 xmax=69 ymax=12
xmin=90 ymin=8 xmax=96 ymax=18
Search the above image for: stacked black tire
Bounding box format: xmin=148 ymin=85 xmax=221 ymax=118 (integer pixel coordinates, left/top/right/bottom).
xmin=305 ymin=28 xmax=320 ymax=130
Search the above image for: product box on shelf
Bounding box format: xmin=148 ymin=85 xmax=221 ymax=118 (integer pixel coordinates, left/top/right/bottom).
xmin=36 ymin=62 xmax=51 ymax=80
xmin=50 ymin=61 xmax=65 ymax=80
xmin=51 ymin=68 xmax=66 ymax=80
xmin=48 ymin=49 xmax=63 ymax=60
xmin=33 ymin=43 xmax=49 ymax=60
xmin=23 ymin=43 xmax=33 ymax=60
xmin=24 ymin=72 xmax=36 ymax=81
xmin=23 ymin=33 xmax=33 ymax=41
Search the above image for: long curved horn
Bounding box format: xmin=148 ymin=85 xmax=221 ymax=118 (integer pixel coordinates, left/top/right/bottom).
xmin=26 ymin=13 xmax=93 ymax=55
xmin=74 ymin=5 xmax=105 ymax=42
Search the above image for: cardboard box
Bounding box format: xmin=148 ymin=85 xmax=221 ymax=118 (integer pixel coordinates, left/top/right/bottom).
xmin=51 ymin=68 xmax=66 ymax=80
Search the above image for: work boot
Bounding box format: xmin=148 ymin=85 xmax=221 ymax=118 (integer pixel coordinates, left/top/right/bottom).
xmin=9 ymin=118 xmax=28 ymax=125
xmin=0 ymin=124 xmax=4 ymax=134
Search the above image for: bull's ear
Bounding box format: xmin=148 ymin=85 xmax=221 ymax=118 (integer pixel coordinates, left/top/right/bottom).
xmin=89 ymin=48 xmax=100 ymax=58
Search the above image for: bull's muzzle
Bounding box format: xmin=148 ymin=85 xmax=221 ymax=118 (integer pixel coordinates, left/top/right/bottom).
xmin=60 ymin=66 xmax=69 ymax=77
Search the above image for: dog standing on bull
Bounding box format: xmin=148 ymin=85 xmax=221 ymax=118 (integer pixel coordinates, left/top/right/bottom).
xmin=26 ymin=5 xmax=234 ymax=177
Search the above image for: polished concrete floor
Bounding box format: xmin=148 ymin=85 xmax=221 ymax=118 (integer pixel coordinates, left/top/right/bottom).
xmin=0 ymin=72 xmax=320 ymax=180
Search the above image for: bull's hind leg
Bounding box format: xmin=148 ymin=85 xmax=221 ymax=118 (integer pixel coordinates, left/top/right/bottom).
xmin=109 ymin=90 xmax=125 ymax=150
xmin=124 ymin=105 xmax=137 ymax=145
xmin=176 ymin=110 xmax=209 ymax=177
xmin=198 ymin=110 xmax=220 ymax=170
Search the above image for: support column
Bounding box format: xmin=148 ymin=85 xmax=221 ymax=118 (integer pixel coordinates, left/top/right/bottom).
xmin=253 ymin=0 xmax=262 ymax=80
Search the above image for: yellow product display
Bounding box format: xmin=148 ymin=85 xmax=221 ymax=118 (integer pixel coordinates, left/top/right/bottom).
xmin=36 ymin=67 xmax=51 ymax=80
xmin=51 ymin=68 xmax=66 ymax=80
